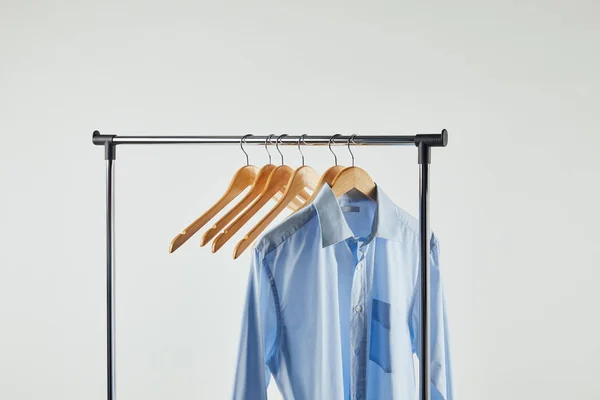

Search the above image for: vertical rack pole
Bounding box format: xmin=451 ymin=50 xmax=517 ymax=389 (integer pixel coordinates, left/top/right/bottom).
xmin=105 ymin=141 xmax=117 ymax=400
xmin=418 ymin=142 xmax=431 ymax=400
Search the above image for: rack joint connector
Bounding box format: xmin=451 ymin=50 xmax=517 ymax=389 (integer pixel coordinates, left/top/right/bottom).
xmin=93 ymin=131 xmax=116 ymax=160
xmin=416 ymin=129 xmax=448 ymax=164
xmin=414 ymin=129 xmax=448 ymax=148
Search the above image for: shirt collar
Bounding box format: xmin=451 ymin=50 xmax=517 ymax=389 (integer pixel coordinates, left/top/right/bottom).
xmin=312 ymin=184 xmax=402 ymax=248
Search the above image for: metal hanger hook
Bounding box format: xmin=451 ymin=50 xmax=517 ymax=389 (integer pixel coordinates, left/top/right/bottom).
xmin=297 ymin=134 xmax=307 ymax=166
xmin=264 ymin=134 xmax=275 ymax=164
xmin=347 ymin=134 xmax=357 ymax=166
xmin=276 ymin=134 xmax=288 ymax=165
xmin=329 ymin=134 xmax=342 ymax=166
xmin=240 ymin=134 xmax=253 ymax=165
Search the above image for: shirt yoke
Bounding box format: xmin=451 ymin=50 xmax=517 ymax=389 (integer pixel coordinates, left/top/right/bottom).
xmin=253 ymin=206 xmax=319 ymax=257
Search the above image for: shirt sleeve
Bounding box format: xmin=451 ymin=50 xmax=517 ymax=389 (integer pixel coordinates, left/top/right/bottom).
xmin=232 ymin=248 xmax=279 ymax=400
xmin=410 ymin=235 xmax=453 ymax=400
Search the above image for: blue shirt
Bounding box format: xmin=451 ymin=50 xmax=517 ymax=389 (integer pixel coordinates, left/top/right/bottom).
xmin=233 ymin=185 xmax=452 ymax=400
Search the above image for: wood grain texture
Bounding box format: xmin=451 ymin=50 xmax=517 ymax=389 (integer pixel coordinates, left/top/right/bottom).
xmin=233 ymin=166 xmax=320 ymax=258
xmin=168 ymin=165 xmax=259 ymax=253
xmin=211 ymin=165 xmax=310 ymax=253
xmin=199 ymin=164 xmax=303 ymax=247
xmin=293 ymin=165 xmax=345 ymax=213
xmin=330 ymin=166 xmax=377 ymax=200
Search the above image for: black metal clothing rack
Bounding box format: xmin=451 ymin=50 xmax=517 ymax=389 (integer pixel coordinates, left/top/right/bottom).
xmin=92 ymin=130 xmax=449 ymax=400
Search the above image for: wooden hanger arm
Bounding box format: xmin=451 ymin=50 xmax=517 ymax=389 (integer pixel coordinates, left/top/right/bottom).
xmin=330 ymin=166 xmax=376 ymax=200
xmin=212 ymin=165 xmax=300 ymax=253
xmin=234 ymin=166 xmax=319 ymax=258
xmin=169 ymin=165 xmax=258 ymax=253
xmin=200 ymin=190 xmax=261 ymax=247
xmin=274 ymin=192 xmax=303 ymax=210
xmin=200 ymin=180 xmax=301 ymax=246
xmin=200 ymin=165 xmax=272 ymax=247
xmin=169 ymin=189 xmax=241 ymax=253
xmin=295 ymin=189 xmax=311 ymax=202
xmin=211 ymin=188 xmax=277 ymax=252
xmin=233 ymin=187 xmax=296 ymax=258
xmin=295 ymin=165 xmax=344 ymax=212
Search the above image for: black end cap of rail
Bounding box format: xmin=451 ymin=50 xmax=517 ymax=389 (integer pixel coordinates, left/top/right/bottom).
xmin=93 ymin=131 xmax=117 ymax=160
xmin=415 ymin=129 xmax=448 ymax=147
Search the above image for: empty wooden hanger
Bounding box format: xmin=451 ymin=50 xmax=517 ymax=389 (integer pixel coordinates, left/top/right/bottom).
xmin=234 ymin=135 xmax=319 ymax=258
xmin=293 ymin=133 xmax=345 ymax=213
xmin=330 ymin=134 xmax=377 ymax=200
xmin=211 ymin=134 xmax=312 ymax=254
xmin=199 ymin=135 xmax=305 ymax=247
xmin=169 ymin=135 xmax=259 ymax=253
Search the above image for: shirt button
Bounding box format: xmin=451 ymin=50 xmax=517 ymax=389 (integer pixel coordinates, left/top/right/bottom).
xmin=354 ymin=305 xmax=363 ymax=313
xmin=356 ymin=263 xmax=363 ymax=271
xmin=354 ymin=347 xmax=360 ymax=355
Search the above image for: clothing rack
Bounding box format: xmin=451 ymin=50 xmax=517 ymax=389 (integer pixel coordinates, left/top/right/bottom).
xmin=92 ymin=130 xmax=449 ymax=400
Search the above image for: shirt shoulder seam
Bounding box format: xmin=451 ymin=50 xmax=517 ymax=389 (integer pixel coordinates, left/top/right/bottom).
xmin=262 ymin=210 xmax=318 ymax=257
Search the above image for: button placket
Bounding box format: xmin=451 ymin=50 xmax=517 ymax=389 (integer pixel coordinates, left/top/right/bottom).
xmin=350 ymin=241 xmax=368 ymax=400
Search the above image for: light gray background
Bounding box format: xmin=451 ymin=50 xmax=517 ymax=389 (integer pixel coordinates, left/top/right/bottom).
xmin=1 ymin=0 xmax=599 ymax=399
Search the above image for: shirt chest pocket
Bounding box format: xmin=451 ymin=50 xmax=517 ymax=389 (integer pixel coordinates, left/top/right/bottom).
xmin=369 ymin=299 xmax=393 ymax=373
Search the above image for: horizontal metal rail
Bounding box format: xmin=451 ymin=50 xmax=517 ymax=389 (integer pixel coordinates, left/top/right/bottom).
xmin=92 ymin=130 xmax=448 ymax=147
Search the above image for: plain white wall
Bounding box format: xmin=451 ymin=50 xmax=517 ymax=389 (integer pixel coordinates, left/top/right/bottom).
xmin=1 ymin=0 xmax=599 ymax=399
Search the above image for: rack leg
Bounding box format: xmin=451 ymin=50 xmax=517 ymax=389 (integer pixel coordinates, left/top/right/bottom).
xmin=418 ymin=143 xmax=431 ymax=400
xmin=106 ymin=149 xmax=116 ymax=400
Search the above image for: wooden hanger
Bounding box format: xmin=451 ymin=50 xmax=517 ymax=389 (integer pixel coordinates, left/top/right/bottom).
xmin=233 ymin=135 xmax=319 ymax=258
xmin=293 ymin=134 xmax=345 ymax=212
xmin=211 ymin=134 xmax=311 ymax=253
xmin=169 ymin=135 xmax=259 ymax=253
xmin=330 ymin=135 xmax=377 ymax=200
xmin=200 ymin=136 xmax=305 ymax=247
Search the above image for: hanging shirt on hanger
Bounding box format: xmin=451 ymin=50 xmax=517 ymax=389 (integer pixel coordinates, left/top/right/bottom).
xmin=232 ymin=185 xmax=452 ymax=400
